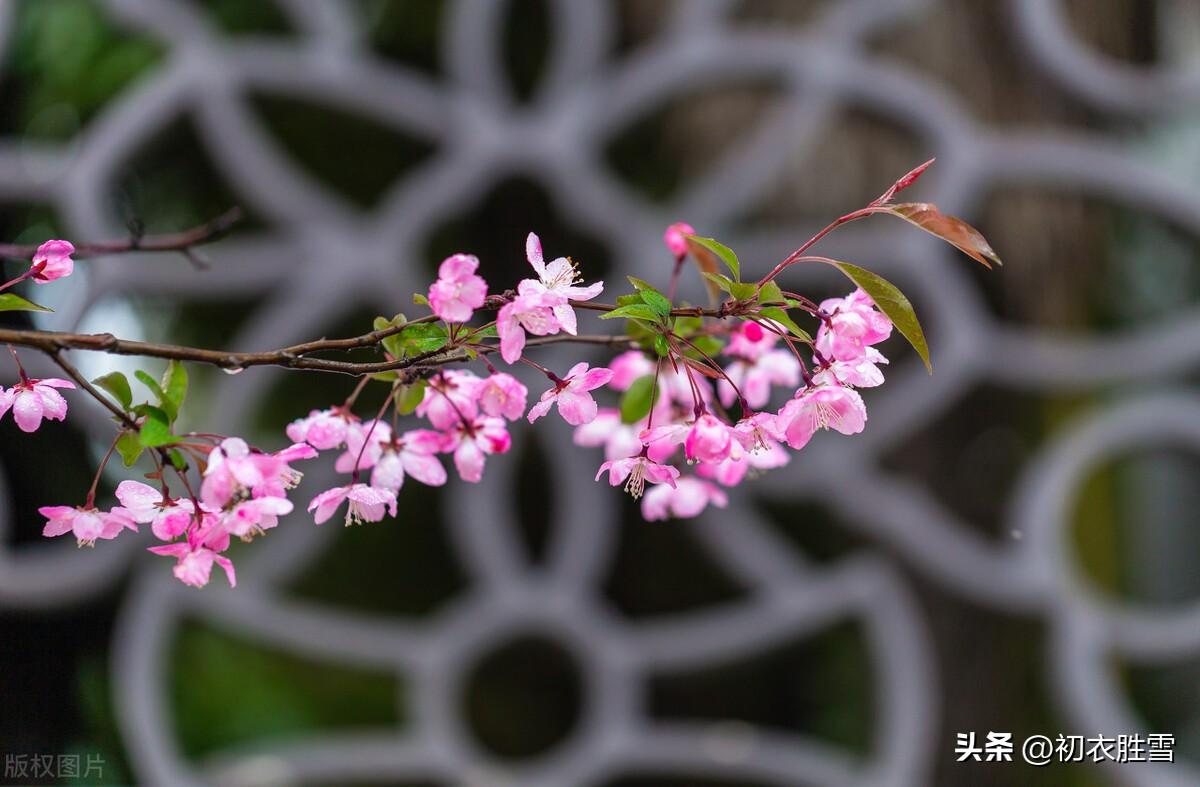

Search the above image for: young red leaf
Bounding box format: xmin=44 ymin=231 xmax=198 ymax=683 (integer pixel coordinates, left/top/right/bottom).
xmin=885 ymin=203 xmax=1002 ymax=268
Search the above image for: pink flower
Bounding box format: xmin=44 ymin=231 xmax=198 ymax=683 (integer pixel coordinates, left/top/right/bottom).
xmin=718 ymin=350 xmax=800 ymax=409
xmin=370 ymin=430 xmax=447 ymax=492
xmin=684 ymin=414 xmax=733 ymax=463
xmin=428 ymin=253 xmax=487 ymax=323
xmin=663 ymin=222 xmax=695 ymax=260
xmin=595 ymin=455 xmax=679 ymax=499
xmin=696 ymin=434 xmax=789 ymax=487
xmin=416 ymin=371 xmax=480 ymax=430
xmin=608 ymin=351 xmax=656 ymax=391
xmin=287 ymin=408 xmax=352 ymax=450
xmin=41 ymin=505 xmax=137 ymax=546
xmin=308 ymin=483 xmax=398 ymax=526
xmin=496 ymin=285 xmax=561 ymax=364
xmin=725 ymin=321 xmax=772 ymax=359
xmin=115 ymin=480 xmax=200 ymax=541
xmin=527 ymin=363 xmax=614 ymax=426
xmin=573 ymin=408 xmax=644 ymax=461
xmin=147 ymin=518 xmax=234 ymax=588
xmin=335 ymin=420 xmax=393 ymax=473
xmin=813 ymin=347 xmax=888 ymax=389
xmin=477 ymin=373 xmax=528 ymax=420
xmin=522 ymin=232 xmax=604 ymax=334
xmin=774 ymin=384 xmax=867 ymax=450
xmin=199 ymin=437 xmax=314 ymax=508
xmin=30 ymin=239 xmax=74 ymax=283
xmin=815 ymin=289 xmax=892 ymax=362
xmin=641 ymin=477 xmax=728 ymax=521
xmin=223 ymin=495 xmax=294 ymax=540
xmin=0 ymin=377 xmax=74 ymax=433
xmin=444 ymin=415 xmax=511 ymax=482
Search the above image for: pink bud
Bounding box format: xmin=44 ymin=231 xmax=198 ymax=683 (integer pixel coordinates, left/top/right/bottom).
xmin=663 ymin=222 xmax=695 ymax=260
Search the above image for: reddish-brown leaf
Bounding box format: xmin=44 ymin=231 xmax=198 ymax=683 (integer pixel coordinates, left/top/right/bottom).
xmin=871 ymin=158 xmax=935 ymax=206
xmin=886 ymin=202 xmax=1002 ymax=268
xmin=684 ymin=236 xmax=723 ymax=305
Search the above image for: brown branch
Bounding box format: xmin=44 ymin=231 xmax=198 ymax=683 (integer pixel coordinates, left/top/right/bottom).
xmin=0 ymin=208 xmax=244 ymax=260
xmin=3 ymin=327 xmax=636 ymax=378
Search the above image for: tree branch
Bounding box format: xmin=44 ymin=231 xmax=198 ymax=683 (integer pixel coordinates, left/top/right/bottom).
xmin=0 ymin=208 xmax=244 ymax=261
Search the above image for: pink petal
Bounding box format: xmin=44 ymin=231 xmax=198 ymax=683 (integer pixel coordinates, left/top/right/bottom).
xmin=12 ymin=390 xmax=43 ymax=432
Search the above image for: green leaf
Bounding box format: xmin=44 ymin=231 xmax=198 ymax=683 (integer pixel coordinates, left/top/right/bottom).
xmin=370 ymin=371 xmax=399 ymax=382
xmin=161 ymin=361 xmax=187 ymax=420
xmin=620 ymin=374 xmax=659 ymax=424
xmin=168 ymin=448 xmax=188 ymax=472
xmin=134 ymin=370 xmax=166 ymax=402
xmin=599 ymin=303 xmax=662 ymax=322
xmin=672 ymin=314 xmax=703 ymax=335
xmin=116 ymin=431 xmax=143 ymax=467
xmin=639 ymin=288 xmax=673 ymax=318
xmin=758 ymin=308 xmax=812 ymax=343
xmin=138 ymin=406 xmax=176 ymax=448
xmin=412 ymin=293 xmax=430 ymax=306
xmin=702 ymin=272 xmax=736 ymax=294
xmin=819 ymin=259 xmax=931 ymax=372
xmin=399 ymin=323 xmax=448 ymax=355
xmin=626 ymin=276 xmax=658 ymax=292
xmin=396 ymin=380 xmax=427 ymax=415
xmin=471 ymin=324 xmax=499 ymax=338
xmin=729 ymin=281 xmax=757 ymax=301
xmin=615 ymin=293 xmax=643 ymax=308
xmin=92 ymin=372 xmax=132 ymax=410
xmin=686 ymin=236 xmax=740 ymax=281
xmin=690 ymin=335 xmax=724 ymax=357
xmin=757 ymin=280 xmax=786 ymax=305
xmin=653 ymin=334 xmax=670 ymax=357
xmin=0 ymin=293 xmax=52 ymax=313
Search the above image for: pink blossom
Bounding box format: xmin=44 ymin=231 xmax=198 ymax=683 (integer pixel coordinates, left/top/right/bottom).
xmin=696 ymin=437 xmax=789 ymax=486
xmin=641 ymin=477 xmax=728 ymax=521
xmin=718 ymin=350 xmax=800 ymax=409
xmin=774 ymin=384 xmax=867 ymax=450
xmin=200 ymin=437 xmax=313 ymax=509
xmin=428 ymin=253 xmax=487 ymax=323
xmin=725 ymin=321 xmax=774 ymax=360
xmin=370 ymin=430 xmax=448 ymax=492
xmin=443 ymin=415 xmax=511 ymax=482
xmin=223 ymin=495 xmax=294 ymax=539
xmin=417 ymin=371 xmax=480 ymax=430
xmin=253 ymin=442 xmax=318 ymax=498
xmin=41 ymin=505 xmax=137 ymax=546
xmin=335 ymin=420 xmax=393 ymax=473
xmin=522 ymin=232 xmax=604 ymax=334
xmin=815 ymin=289 xmax=892 ymax=362
xmin=147 ymin=518 xmax=234 ymax=588
xmin=663 ymin=222 xmax=695 ymax=260
xmin=573 ymin=408 xmax=644 ymax=461
xmin=287 ymin=408 xmax=352 ymax=450
xmin=608 ymin=350 xmax=656 ymax=390
xmin=685 ymin=414 xmax=733 ymax=463
xmin=308 ymin=483 xmax=398 ymax=526
xmin=595 ymin=455 xmax=679 ymax=499
xmin=638 ymin=422 xmax=690 ymax=463
xmin=477 ymin=373 xmax=527 ymax=420
xmin=496 ymin=284 xmax=562 ymax=364
xmin=115 ymin=480 xmax=200 ymax=541
xmin=30 ymin=239 xmax=74 ymax=283
xmin=527 ymin=363 xmax=613 ymax=426
xmin=813 ymin=347 xmax=888 ymax=389
xmin=0 ymin=377 xmax=74 ymax=433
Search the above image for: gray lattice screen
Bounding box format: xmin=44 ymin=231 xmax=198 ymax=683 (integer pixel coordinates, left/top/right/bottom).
xmin=2 ymin=1 xmax=1200 ymax=785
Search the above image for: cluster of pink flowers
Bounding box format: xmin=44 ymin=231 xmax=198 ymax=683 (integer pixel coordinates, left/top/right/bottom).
xmin=576 ymin=287 xmax=893 ymax=520
xmin=12 ymin=213 xmax=906 ymax=589
xmin=41 ymin=438 xmax=318 ymax=588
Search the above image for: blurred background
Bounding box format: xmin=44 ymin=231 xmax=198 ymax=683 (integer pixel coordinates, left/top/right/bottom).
xmin=3 ymin=1 xmax=1200 ymax=785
